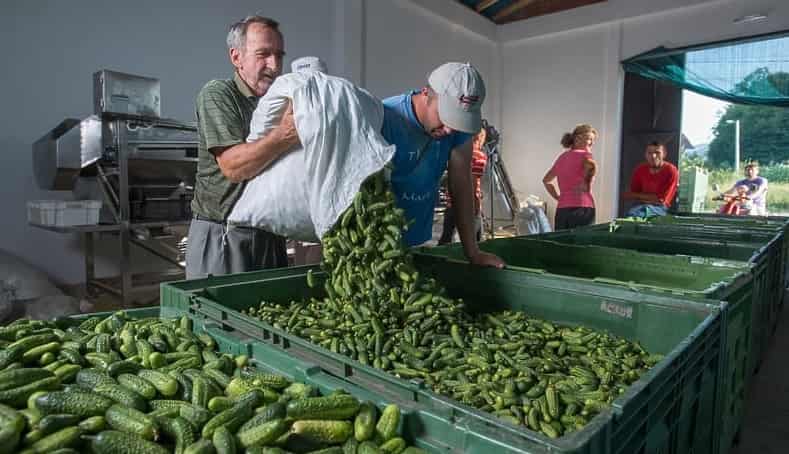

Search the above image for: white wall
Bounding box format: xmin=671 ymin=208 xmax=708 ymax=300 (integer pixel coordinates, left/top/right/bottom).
xmin=497 ymin=0 xmax=789 ymax=222
xmin=0 ymin=0 xmax=335 ymax=285
xmin=500 ymin=24 xmax=622 ymax=222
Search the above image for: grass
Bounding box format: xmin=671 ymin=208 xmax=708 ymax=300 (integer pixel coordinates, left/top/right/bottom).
xmin=693 ymin=168 xmax=789 ymax=215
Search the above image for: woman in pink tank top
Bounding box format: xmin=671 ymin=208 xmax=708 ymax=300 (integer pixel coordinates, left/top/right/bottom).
xmin=542 ymin=124 xmax=598 ymax=230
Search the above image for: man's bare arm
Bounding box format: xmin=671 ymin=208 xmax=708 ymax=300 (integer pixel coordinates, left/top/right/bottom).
xmin=214 ymin=105 xmax=300 ymax=182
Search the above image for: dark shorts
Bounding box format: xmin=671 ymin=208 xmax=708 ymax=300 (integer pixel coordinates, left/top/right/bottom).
xmin=554 ymin=207 xmax=595 ymax=230
xmin=438 ymin=206 xmax=482 ymax=245
xmin=185 ymin=218 xmax=288 ymax=279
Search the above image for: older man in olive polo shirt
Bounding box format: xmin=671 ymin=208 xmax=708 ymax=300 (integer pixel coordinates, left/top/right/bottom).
xmin=186 ymin=15 xmax=300 ymax=279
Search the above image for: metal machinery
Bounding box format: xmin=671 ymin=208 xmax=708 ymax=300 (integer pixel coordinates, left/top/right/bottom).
xmin=479 ymin=121 xmax=520 ymax=238
xmin=32 ymin=70 xmax=197 ymax=305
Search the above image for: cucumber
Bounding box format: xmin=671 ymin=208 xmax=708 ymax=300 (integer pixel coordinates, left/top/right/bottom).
xmin=137 ymin=369 xmax=179 ymax=397
xmin=282 ymin=383 xmax=317 ymax=400
xmin=49 ymin=449 xmax=80 ymax=454
xmin=0 ymin=376 xmax=61 ymax=407
xmin=0 ymin=368 xmax=54 ymax=391
xmin=290 ymin=420 xmax=353 ymax=444
xmin=75 ymin=368 xmax=114 ymax=388
xmin=159 ymin=416 xmax=196 ymax=454
xmin=8 ymin=334 xmax=58 ymax=352
xmin=375 ymin=404 xmax=400 ymax=442
xmin=400 ymin=448 xmax=428 ymax=454
xmin=212 ymin=425 xmax=237 ymax=454
xmin=135 ymin=340 xmax=154 ymax=368
xmin=207 ymin=396 xmax=234 ymax=413
xmin=379 ymin=437 xmax=406 ymax=453
xmin=35 ymin=391 xmax=113 ymax=418
xmin=191 ymin=375 xmax=210 ymax=408
xmin=309 ymin=448 xmax=343 ymax=454
xmin=38 ymin=351 xmax=57 ymax=365
xmin=179 ymin=402 xmax=212 ymax=428
xmin=148 ymin=406 xmax=181 ymax=419
xmin=170 ymin=371 xmax=193 ymax=401
xmin=239 ymin=402 xmax=286 ymax=432
xmin=42 ymin=359 xmax=68 ymax=372
xmin=37 ymin=414 xmax=81 ymax=435
xmin=105 ymin=404 xmax=159 ymax=441
xmin=107 ymin=359 xmax=142 ymax=377
xmin=95 ymin=333 xmax=111 ymax=353
xmin=202 ymin=368 xmax=232 ymax=389
xmin=90 ymin=430 xmax=169 ymax=454
xmin=343 ymin=437 xmax=360 ymax=454
xmin=21 ymin=341 xmax=60 ymax=364
xmin=239 ymin=368 xmax=291 ymax=390
xmin=201 ymin=398 xmax=257 ymax=439
xmin=354 ymin=401 xmax=376 ymax=442
xmin=236 ymin=418 xmax=289 ymax=449
xmin=58 ymin=348 xmax=84 ymax=367
xmin=53 ymin=364 xmax=81 ymax=383
xmin=183 ymin=439 xmax=216 ymax=454
xmin=19 ymin=407 xmax=42 ymax=429
xmin=22 ymin=427 xmax=45 ymax=446
xmin=0 ymin=345 xmax=25 ymax=370
xmin=29 ymin=426 xmax=83 ymax=452
xmin=94 ymin=383 xmax=149 ymax=412
xmin=78 ymin=415 xmax=107 ymax=433
xmin=0 ymin=404 xmax=24 ymax=453
xmin=117 ymin=374 xmax=157 ymax=400
xmin=357 ymin=441 xmax=383 ymax=454
xmin=286 ymin=395 xmax=360 ymax=421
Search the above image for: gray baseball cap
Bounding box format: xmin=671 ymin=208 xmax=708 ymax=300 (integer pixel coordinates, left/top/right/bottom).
xmin=428 ymin=62 xmax=485 ymax=133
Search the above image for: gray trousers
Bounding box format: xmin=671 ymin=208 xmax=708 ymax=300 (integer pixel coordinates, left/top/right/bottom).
xmin=185 ymin=219 xmax=288 ymax=279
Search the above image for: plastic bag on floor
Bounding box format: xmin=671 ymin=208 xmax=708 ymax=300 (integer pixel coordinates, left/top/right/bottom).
xmin=21 ymin=294 xmax=83 ymax=320
xmin=228 ymin=72 xmax=395 ymax=241
xmin=0 ymin=249 xmax=62 ymax=301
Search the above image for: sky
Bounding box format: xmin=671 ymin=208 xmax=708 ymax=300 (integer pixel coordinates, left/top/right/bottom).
xmin=681 ymin=90 xmax=730 ymax=147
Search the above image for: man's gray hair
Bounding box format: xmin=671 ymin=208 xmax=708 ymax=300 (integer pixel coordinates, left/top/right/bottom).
xmin=227 ymin=15 xmax=280 ymax=51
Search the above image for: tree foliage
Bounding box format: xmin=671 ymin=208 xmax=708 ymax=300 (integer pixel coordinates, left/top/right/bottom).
xmin=707 ymin=69 xmax=789 ymax=167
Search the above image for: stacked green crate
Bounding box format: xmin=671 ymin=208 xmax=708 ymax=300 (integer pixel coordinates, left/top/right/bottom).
xmin=678 ymin=167 xmax=708 ymax=212
xmin=161 ymin=262 xmax=723 ymax=454
xmin=415 ymin=239 xmax=753 ymax=454
xmin=609 ymin=217 xmax=786 ymax=343
xmin=532 ymin=222 xmax=775 ymax=373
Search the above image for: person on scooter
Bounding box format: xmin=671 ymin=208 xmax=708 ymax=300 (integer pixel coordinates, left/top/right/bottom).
xmin=623 ymin=142 xmax=679 ymax=217
xmin=723 ymin=162 xmax=768 ymax=216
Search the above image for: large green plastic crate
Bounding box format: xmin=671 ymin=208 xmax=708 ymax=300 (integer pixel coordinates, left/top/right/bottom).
xmin=531 ymin=227 xmax=774 ymax=373
xmin=601 ymin=218 xmax=785 ymax=350
xmin=161 ymin=261 xmax=724 ymax=454
xmin=416 ymin=239 xmax=753 ymax=454
xmin=647 ymin=214 xmax=788 ymax=293
xmin=69 ymin=306 xmax=447 ymax=453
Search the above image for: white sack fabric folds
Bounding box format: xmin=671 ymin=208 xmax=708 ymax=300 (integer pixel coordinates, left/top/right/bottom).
xmin=228 ymin=72 xmax=395 ymax=241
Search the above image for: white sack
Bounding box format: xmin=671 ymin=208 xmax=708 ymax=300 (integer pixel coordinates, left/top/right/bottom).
xmin=228 ymin=72 xmax=395 ymax=241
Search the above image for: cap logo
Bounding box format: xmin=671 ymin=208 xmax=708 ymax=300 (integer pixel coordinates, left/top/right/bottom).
xmin=458 ymin=95 xmax=479 ymax=111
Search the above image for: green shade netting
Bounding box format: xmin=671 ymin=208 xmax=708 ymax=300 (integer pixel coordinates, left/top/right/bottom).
xmin=623 ymin=32 xmax=789 ymax=106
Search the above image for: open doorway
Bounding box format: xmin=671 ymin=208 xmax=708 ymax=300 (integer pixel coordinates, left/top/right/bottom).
xmin=680 ymin=91 xmax=789 ymax=216
xmin=622 ymin=31 xmax=789 ymax=217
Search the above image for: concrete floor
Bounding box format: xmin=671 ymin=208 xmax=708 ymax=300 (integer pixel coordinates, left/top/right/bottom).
xmin=731 ymin=303 xmax=789 ymax=454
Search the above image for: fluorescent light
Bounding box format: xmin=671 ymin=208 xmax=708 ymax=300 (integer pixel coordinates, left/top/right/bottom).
xmin=733 ymin=14 xmax=768 ymax=24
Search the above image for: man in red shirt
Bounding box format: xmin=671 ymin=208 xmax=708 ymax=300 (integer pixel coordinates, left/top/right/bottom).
xmin=439 ymin=129 xmax=487 ymax=244
xmin=623 ymin=142 xmax=678 ymax=217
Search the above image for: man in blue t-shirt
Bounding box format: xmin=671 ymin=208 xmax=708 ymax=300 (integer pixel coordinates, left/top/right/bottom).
xmin=380 ymin=62 xmax=504 ymax=269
